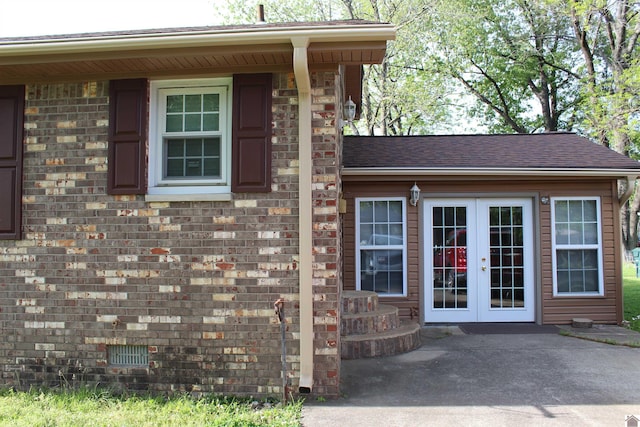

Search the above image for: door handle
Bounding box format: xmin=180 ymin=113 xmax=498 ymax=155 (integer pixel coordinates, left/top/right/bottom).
xmin=482 ymin=266 xmax=487 ymax=271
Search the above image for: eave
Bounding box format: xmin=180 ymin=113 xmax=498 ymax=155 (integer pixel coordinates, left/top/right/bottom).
xmin=0 ymin=23 xmax=395 ymax=83
xmin=342 ymin=167 xmax=640 ymax=180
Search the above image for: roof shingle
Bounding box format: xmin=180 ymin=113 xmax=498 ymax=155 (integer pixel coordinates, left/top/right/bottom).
xmin=343 ymin=133 xmax=640 ymax=171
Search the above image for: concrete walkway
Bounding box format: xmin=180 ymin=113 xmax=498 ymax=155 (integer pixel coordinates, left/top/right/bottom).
xmin=302 ymin=325 xmax=640 ymax=426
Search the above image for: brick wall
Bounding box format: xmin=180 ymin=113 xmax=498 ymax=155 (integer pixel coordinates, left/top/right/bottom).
xmin=0 ymin=71 xmax=342 ymax=397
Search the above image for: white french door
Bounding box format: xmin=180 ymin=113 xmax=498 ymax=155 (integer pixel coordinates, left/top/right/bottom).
xmin=424 ymin=198 xmax=535 ymax=323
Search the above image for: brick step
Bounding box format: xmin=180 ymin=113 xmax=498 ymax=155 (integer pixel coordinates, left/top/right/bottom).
xmin=341 ymin=304 xmax=400 ymax=336
xmin=342 ymin=290 xmax=379 ymax=314
xmin=341 ymin=322 xmax=422 ymax=359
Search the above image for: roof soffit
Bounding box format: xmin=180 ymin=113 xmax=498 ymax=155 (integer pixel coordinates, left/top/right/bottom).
xmin=0 ymin=22 xmax=394 ymax=83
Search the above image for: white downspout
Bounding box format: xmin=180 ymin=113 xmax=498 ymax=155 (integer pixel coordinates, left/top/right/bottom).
xmin=292 ymin=36 xmax=314 ymax=393
xmin=619 ymin=175 xmax=637 ymax=207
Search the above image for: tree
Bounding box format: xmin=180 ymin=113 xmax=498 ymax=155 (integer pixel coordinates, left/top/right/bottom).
xmin=566 ymin=0 xmax=640 ymax=249
xmin=221 ymin=0 xmax=453 ymax=135
xmin=419 ymin=0 xmax=583 ymax=133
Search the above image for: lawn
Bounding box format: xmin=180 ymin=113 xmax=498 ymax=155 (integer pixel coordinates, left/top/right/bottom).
xmin=624 ymin=262 xmax=640 ymax=332
xmin=0 ymin=388 xmax=302 ymax=427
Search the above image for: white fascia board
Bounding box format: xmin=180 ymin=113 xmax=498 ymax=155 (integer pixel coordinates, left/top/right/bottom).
xmin=0 ymin=24 xmax=396 ymax=57
xmin=342 ymin=167 xmax=640 ymax=178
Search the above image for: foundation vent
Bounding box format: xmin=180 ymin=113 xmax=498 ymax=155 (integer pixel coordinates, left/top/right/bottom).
xmin=108 ymin=345 xmax=149 ymax=366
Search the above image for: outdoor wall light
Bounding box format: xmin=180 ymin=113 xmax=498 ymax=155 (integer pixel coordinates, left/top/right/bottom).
xmin=340 ymin=96 xmax=357 ymax=129
xmin=410 ymin=182 xmax=421 ymax=206
xmin=540 ymin=195 xmax=550 ymax=205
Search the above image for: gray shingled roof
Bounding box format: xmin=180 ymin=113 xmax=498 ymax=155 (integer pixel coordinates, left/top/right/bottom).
xmin=0 ymin=20 xmax=382 ymax=42
xmin=343 ymin=133 xmax=640 ymax=173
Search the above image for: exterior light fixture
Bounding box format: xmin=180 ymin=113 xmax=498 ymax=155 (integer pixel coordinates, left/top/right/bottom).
xmin=540 ymin=195 xmax=550 ymax=205
xmin=410 ymin=182 xmax=421 ymax=206
xmin=340 ymin=96 xmax=357 ymax=129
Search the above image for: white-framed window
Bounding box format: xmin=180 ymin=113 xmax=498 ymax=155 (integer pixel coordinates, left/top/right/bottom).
xmin=148 ymin=78 xmax=232 ymax=200
xmin=355 ymin=198 xmax=407 ymax=297
xmin=551 ymin=197 xmax=604 ymax=296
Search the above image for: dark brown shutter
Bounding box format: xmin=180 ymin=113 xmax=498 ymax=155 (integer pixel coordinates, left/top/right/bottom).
xmin=0 ymin=85 xmax=24 ymax=240
xmin=344 ymin=65 xmax=363 ymax=120
xmin=232 ymin=73 xmax=272 ymax=193
xmin=108 ymin=79 xmax=147 ymax=195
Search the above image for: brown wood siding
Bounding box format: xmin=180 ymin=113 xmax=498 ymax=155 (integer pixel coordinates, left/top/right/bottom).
xmin=342 ymin=177 xmax=623 ymax=324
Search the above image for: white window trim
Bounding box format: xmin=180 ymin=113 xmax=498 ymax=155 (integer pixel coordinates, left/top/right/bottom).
xmin=147 ymin=78 xmax=232 ymax=201
xmin=355 ymin=197 xmax=408 ymax=297
xmin=551 ymin=196 xmax=604 ymax=297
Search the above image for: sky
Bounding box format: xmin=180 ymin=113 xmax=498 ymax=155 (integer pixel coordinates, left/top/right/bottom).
xmin=0 ymin=0 xmax=231 ymax=37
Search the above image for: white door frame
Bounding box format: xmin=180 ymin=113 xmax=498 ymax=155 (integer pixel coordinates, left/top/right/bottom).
xmin=423 ymin=198 xmax=535 ymax=323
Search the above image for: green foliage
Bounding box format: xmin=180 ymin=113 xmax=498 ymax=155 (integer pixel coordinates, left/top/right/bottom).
xmin=420 ymin=0 xmax=582 ymax=133
xmin=0 ymin=388 xmax=302 ymax=427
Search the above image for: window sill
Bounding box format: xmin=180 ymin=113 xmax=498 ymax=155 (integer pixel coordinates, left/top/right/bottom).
xmin=145 ymin=193 xmax=232 ymax=202
xmin=552 ymin=293 xmax=604 ymax=298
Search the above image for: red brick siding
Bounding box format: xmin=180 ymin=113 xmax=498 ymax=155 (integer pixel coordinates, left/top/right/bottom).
xmin=0 ymin=72 xmax=342 ymax=398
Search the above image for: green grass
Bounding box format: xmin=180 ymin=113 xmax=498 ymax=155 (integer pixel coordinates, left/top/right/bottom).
xmin=623 ymin=262 xmax=640 ymax=332
xmin=0 ymin=388 xmax=302 ymax=427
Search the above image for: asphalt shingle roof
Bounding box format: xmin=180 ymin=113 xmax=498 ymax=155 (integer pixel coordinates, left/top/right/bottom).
xmin=343 ymin=133 xmax=640 ymax=171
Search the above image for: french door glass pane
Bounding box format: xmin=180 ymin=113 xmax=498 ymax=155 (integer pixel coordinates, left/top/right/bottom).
xmin=432 ymin=206 xmax=467 ymax=309
xmin=489 ymin=206 xmax=525 ymax=309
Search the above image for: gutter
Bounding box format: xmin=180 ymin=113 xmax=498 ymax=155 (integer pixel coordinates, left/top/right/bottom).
xmin=0 ymin=24 xmax=395 ymax=57
xmin=292 ymin=36 xmax=314 ymax=394
xmin=342 ymin=167 xmax=640 ymax=178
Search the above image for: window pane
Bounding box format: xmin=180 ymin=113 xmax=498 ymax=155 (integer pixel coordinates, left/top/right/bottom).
xmin=389 ymin=201 xmax=403 ymax=222
xmin=568 ymin=200 xmax=583 ymax=222
xmin=203 ymin=158 xmax=220 ymax=177
xmin=203 ymin=94 xmax=219 ymax=111
xmin=166 ymin=95 xmax=183 ymax=113
xmin=389 ymin=224 xmax=403 ymax=240
xmin=166 ymin=159 xmax=183 ymax=177
xmin=583 ymin=200 xmax=597 ymax=221
xmin=374 ymin=225 xmax=389 ymax=242
xmin=185 ymin=114 xmax=201 ymax=132
xmin=186 ymin=159 xmax=202 ymax=176
xmin=500 ymin=207 xmax=511 ymax=225
xmin=513 ymin=227 xmax=523 ymax=246
xmin=569 ymin=223 xmax=583 ymax=245
xmin=374 ymin=201 xmax=389 ymax=222
xmin=185 ymin=94 xmax=201 ymax=112
xmin=185 ymin=140 xmax=202 ymax=156
xmin=166 ymin=115 xmax=183 ymax=132
xmin=554 ymin=200 xmax=568 ymax=222
xmin=557 ymin=270 xmax=570 ymax=293
xmin=555 ymin=223 xmax=570 ymax=245
xmin=360 ymin=201 xmax=373 ymax=223
xmin=203 ymin=113 xmax=219 ymax=131
xmin=584 ymin=223 xmax=598 ymax=245
xmin=583 ymin=249 xmax=598 ymax=268
xmin=568 ymin=250 xmax=583 ymax=268
xmin=569 ymin=270 xmax=584 ymax=293
xmin=360 ymin=224 xmax=373 ymax=245
xmin=167 ymin=140 xmax=184 ymax=157
xmin=433 ymin=207 xmax=443 ymax=227
xmin=584 ymin=270 xmax=599 ymax=292
xmin=203 ymin=138 xmax=220 ymax=156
